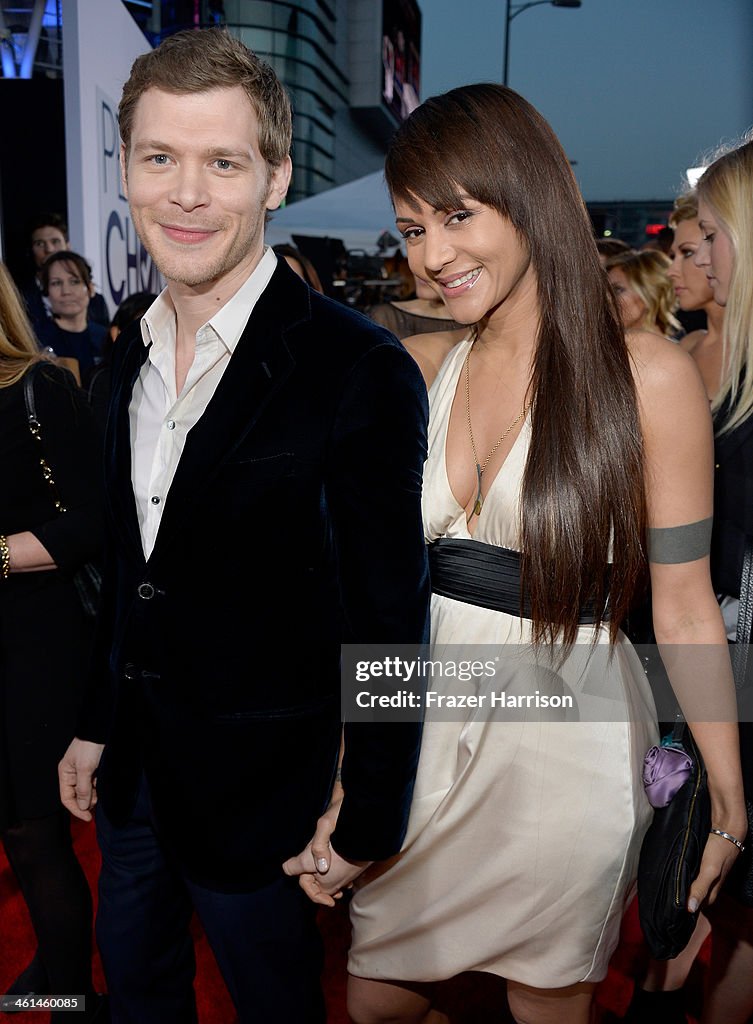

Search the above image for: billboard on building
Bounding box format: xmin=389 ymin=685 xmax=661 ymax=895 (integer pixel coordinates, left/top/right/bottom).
xmin=381 ymin=0 xmax=421 ymax=123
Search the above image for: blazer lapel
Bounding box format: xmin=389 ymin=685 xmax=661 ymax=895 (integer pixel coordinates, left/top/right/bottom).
xmin=106 ymin=327 xmax=150 ymax=563
xmin=148 ymin=261 xmax=311 ymax=559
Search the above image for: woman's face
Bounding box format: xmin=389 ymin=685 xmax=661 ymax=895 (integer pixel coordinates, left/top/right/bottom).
xmin=666 ymin=219 xmax=715 ymax=311
xmin=695 ymin=199 xmax=735 ymax=307
xmin=46 ymin=260 xmax=92 ymax=322
xmin=393 ymin=192 xmax=535 ymax=325
xmin=607 ymin=267 xmax=647 ymax=330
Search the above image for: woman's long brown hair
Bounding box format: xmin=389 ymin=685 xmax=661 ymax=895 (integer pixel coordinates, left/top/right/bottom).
xmin=386 ymin=84 xmax=646 ymax=647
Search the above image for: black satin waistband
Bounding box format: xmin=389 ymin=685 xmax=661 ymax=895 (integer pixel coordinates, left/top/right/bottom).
xmin=428 ymin=538 xmax=607 ymax=625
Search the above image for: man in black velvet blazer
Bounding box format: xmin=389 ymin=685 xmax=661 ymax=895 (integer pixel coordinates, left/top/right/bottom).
xmin=58 ymin=29 xmax=429 ymax=1024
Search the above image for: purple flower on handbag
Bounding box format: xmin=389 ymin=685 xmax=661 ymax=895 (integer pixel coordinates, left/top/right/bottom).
xmin=642 ymin=744 xmax=694 ymax=808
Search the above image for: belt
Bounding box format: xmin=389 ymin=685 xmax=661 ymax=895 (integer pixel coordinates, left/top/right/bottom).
xmin=428 ymin=537 xmax=607 ymax=625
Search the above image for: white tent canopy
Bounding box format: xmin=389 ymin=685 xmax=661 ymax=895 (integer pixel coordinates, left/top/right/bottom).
xmin=265 ymin=171 xmax=400 ymax=254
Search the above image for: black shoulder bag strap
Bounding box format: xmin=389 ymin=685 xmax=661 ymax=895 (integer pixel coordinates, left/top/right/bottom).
xmin=23 ymin=363 xmax=68 ymax=512
xmin=733 ymin=539 xmax=753 ymax=688
xmin=22 ymin=363 xmax=102 ymax=615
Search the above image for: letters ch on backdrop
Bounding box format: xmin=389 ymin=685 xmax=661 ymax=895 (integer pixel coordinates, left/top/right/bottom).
xmin=97 ymin=87 xmax=162 ymax=310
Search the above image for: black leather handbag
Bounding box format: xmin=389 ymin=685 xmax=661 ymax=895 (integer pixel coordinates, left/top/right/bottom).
xmin=637 ymin=718 xmax=711 ymax=959
xmin=726 ymin=539 xmax=753 ymax=906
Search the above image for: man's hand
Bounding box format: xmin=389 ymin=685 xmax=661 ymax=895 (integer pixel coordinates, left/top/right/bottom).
xmin=59 ymin=738 xmax=105 ymax=821
xmin=283 ymin=841 xmax=372 ymax=907
xmin=282 ymin=782 xmax=372 ymax=906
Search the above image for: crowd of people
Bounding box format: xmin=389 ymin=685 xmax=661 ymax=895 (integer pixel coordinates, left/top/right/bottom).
xmin=0 ymin=25 xmax=751 ymax=1024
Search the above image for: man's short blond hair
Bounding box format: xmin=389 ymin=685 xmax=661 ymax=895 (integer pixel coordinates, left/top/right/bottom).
xmin=119 ymin=28 xmax=292 ymax=171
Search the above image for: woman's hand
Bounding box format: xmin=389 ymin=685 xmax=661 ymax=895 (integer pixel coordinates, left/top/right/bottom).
xmin=4 ymin=531 xmax=57 ymax=573
xmin=283 ymin=842 xmax=372 ymax=908
xmin=283 ymin=783 xmax=344 ymax=906
xmin=282 ymin=782 xmax=373 ymax=906
xmin=688 ymin=791 xmax=748 ymax=912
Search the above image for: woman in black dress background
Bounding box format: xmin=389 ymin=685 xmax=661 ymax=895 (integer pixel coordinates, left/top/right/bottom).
xmin=0 ymin=262 xmax=105 ymax=1017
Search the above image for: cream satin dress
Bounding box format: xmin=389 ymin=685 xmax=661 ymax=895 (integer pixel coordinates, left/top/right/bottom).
xmin=348 ymin=338 xmax=658 ymax=988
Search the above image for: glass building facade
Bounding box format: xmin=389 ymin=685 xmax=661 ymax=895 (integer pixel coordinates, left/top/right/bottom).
xmin=202 ymin=1 xmax=346 ymax=201
xmin=1 ymin=1 xmax=406 ymax=202
xmin=123 ymin=0 xmax=382 ymax=203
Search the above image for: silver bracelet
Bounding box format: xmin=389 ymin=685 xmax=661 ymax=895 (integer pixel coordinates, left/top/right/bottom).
xmin=709 ymin=828 xmax=746 ymax=853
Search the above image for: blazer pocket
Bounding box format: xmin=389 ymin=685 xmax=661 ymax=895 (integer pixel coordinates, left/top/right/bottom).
xmin=219 ymin=451 xmax=296 ymax=473
xmin=213 ymin=452 xmax=298 ymax=508
xmin=212 ymin=693 xmax=337 ymax=723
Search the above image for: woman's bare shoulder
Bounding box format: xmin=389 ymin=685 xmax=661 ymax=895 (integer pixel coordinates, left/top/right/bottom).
xmin=628 ymin=328 xmax=697 ymax=388
xmin=678 ymin=328 xmax=706 ymax=354
xmin=627 ymin=328 xmax=708 ymax=425
xmin=402 ymin=328 xmax=470 ymax=389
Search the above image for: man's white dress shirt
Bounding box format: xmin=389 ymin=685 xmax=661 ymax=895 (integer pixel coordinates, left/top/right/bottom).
xmin=130 ymin=246 xmax=277 ymax=558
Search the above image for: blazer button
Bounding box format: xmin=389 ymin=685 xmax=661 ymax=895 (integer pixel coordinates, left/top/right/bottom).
xmin=138 ymin=582 xmax=155 ymax=600
xmin=123 ymin=662 xmax=136 ymax=680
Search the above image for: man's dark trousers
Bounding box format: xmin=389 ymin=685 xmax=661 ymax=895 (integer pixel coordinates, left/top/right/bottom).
xmin=96 ymin=775 xmax=325 ymax=1024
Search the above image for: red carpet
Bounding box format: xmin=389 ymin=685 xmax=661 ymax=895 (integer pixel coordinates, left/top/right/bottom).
xmin=0 ymin=818 xmax=710 ymax=1022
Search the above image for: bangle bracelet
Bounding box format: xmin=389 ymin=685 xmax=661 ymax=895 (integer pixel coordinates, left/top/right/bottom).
xmin=0 ymin=535 xmax=10 ymax=580
xmin=710 ymin=828 xmax=746 ymax=853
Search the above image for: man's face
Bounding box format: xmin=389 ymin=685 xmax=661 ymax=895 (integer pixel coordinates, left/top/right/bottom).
xmin=31 ymin=226 xmax=68 ymax=269
xmin=121 ymin=86 xmax=290 ymax=293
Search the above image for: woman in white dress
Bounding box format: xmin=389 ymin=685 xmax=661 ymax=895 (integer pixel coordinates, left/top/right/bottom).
xmin=285 ymin=85 xmax=746 ymax=1024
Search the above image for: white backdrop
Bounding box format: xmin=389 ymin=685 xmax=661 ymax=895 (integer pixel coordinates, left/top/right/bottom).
xmin=62 ymin=0 xmax=162 ymax=318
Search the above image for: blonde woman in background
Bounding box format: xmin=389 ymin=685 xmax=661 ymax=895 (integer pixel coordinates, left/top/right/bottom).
xmin=692 ymin=136 xmax=753 ymax=1024
xmin=628 ymin=139 xmax=753 ymax=1024
xmin=606 ymin=249 xmax=680 ymax=338
xmin=625 ymin=189 xmax=726 ymax=1023
xmin=668 ymin=194 xmax=725 ymax=397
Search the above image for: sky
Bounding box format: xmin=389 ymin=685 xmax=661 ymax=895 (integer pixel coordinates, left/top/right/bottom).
xmin=420 ymin=0 xmax=753 ymax=202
